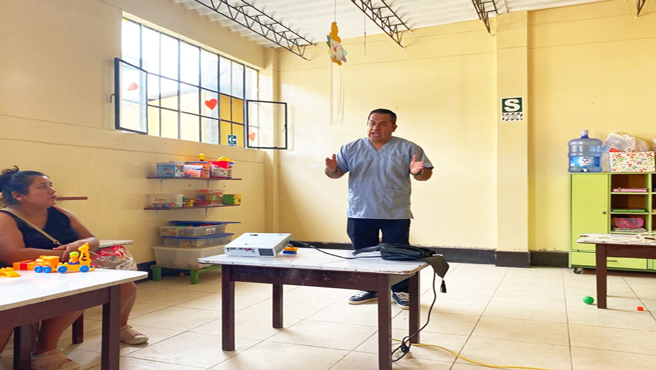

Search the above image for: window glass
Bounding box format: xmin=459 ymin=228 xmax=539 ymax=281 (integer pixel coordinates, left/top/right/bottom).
xmin=201 ymin=50 xmax=218 ymax=91
xmin=160 ymin=34 xmax=178 ymax=80
xmin=180 ymin=42 xmax=199 ymax=85
xmin=219 ymin=57 xmax=231 ymax=95
xmin=122 ymin=20 xmax=140 ymax=66
xmin=142 ymin=27 xmax=159 ymax=73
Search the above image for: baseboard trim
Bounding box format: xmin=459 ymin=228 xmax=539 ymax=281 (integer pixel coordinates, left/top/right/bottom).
xmin=495 ymin=251 xmax=530 ymax=268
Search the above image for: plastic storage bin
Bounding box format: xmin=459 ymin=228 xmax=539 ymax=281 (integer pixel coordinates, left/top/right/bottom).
xmin=159 ymin=223 xmax=231 ymax=237
xmin=153 ymin=244 xmax=225 ymax=269
xmin=162 ymin=233 xmax=233 ymax=248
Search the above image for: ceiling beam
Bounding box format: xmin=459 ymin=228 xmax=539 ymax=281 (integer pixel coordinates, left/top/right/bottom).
xmin=188 ymin=0 xmax=312 ymax=59
xmin=350 ymin=0 xmax=410 ymax=48
xmin=471 ymin=0 xmax=498 ymax=35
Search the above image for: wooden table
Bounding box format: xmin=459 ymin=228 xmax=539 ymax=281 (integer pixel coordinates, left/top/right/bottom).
xmin=0 ymin=269 xmax=147 ymax=370
xmin=199 ymin=249 xmax=429 ymax=370
xmin=577 ymin=233 xmax=656 ymax=309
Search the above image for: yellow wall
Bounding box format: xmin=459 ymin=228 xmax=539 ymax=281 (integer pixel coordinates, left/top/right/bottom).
xmin=0 ymin=0 xmax=268 ymax=263
xmin=275 ymin=0 xmax=656 ymax=254
xmin=275 ymin=22 xmax=499 ymax=249
xmin=529 ymin=1 xmax=656 ymax=251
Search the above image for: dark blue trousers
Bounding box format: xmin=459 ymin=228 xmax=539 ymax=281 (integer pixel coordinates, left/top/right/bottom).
xmin=347 ymin=218 xmax=411 ymax=293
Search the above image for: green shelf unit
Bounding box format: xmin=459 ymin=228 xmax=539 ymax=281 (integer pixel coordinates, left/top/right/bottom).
xmin=151 ymin=264 xmax=221 ymax=284
xmin=570 ymin=172 xmax=656 ymax=272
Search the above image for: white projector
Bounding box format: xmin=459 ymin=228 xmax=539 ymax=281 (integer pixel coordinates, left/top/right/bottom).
xmin=224 ymin=233 xmax=293 ymax=257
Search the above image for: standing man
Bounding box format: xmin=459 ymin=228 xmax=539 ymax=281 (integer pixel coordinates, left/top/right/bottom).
xmin=325 ymin=108 xmax=433 ymax=309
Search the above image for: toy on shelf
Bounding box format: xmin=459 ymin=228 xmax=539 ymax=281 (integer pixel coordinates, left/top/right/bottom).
xmin=282 ymin=246 xmax=298 ymax=256
xmin=0 ymin=267 xmax=20 ymax=278
xmin=11 ymin=243 xmax=95 ymax=274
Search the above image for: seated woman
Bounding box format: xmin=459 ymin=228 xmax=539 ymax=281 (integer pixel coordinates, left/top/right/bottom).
xmin=0 ymin=167 xmax=148 ymax=370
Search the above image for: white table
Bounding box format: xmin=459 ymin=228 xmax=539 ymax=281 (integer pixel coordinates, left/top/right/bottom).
xmin=577 ymin=233 xmax=656 ymax=309
xmin=0 ymin=269 xmax=147 ymax=370
xmin=99 ymin=239 xmax=133 ymax=248
xmin=199 ymin=249 xmax=429 ymax=370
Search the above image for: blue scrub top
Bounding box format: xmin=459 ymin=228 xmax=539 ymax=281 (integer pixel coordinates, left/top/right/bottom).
xmin=336 ymin=137 xmax=433 ymax=219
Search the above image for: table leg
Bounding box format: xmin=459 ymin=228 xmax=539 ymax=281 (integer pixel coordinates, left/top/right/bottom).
xmin=72 ymin=314 xmax=84 ymax=344
xmin=151 ymin=266 xmax=162 ymax=281
xmin=13 ymin=324 xmax=32 ymax=370
xmin=595 ymin=244 xmax=608 ymax=309
xmin=222 ymin=265 xmax=235 ymax=351
xmin=377 ymin=276 xmax=392 ymax=370
xmin=101 ymin=285 xmax=121 ymax=370
xmin=272 ymin=284 xmax=283 ymax=328
xmin=408 ymin=272 xmax=420 ymax=343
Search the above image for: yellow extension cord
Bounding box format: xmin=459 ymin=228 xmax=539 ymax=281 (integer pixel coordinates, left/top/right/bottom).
xmin=392 ymin=339 xmax=562 ymax=370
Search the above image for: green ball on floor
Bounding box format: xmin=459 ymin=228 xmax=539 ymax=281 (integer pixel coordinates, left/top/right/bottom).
xmin=583 ymin=296 xmax=595 ymax=305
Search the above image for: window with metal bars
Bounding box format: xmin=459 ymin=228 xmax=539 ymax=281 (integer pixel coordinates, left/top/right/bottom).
xmin=115 ymin=18 xmax=288 ymax=149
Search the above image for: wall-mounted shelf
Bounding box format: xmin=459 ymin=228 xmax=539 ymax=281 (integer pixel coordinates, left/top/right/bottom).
xmin=143 ymin=204 xmax=239 ymax=211
xmin=147 ymin=177 xmax=241 ymax=191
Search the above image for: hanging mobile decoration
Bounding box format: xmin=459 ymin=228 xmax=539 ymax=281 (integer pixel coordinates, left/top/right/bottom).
xmin=326 ymin=0 xmax=346 ymax=65
xmin=327 ymin=22 xmax=347 ymax=65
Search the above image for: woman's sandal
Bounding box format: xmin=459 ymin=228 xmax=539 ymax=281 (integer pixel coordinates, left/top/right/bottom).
xmin=31 ymin=349 xmax=80 ymax=370
xmin=120 ymin=325 xmax=149 ymax=345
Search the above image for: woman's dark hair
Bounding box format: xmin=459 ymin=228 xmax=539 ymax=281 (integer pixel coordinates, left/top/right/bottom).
xmin=0 ymin=166 xmax=47 ymax=206
xmin=368 ymin=108 xmax=397 ymax=125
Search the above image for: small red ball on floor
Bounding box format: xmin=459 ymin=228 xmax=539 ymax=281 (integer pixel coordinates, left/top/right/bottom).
xmin=637 ymin=306 xmax=645 ymax=311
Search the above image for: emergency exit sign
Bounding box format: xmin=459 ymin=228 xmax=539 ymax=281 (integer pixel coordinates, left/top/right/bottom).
xmin=501 ymin=97 xmax=524 ymax=122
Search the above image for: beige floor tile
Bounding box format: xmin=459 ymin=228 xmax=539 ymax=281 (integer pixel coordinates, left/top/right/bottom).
xmin=58 ymin=347 xmax=102 ymax=370
xmin=57 ymin=319 xmax=103 ymax=342
xmin=174 ymin=293 xmax=222 ymax=311
xmin=491 ymin=289 xmax=566 ymax=306
xmin=436 ymin=286 xmax=497 ymax=302
xmin=392 ymin=311 xmax=479 ymax=336
xmin=85 ymin=302 xmax=168 ymax=321
xmin=86 ymin=356 xmax=203 ymax=370
xmin=623 ymin=275 xmax=656 ymax=289
xmin=640 ymin=298 xmax=656 ymax=312
xmin=167 ymin=281 xmax=222 ymax=293
xmin=631 ymin=286 xmax=656 ymax=300
xmin=282 ymin=285 xmax=353 ymax=303
xmin=331 ymin=351 xmax=454 ymax=370
xmin=503 ymin=266 xmax=564 ymax=281
xmin=451 ymin=364 xmax=492 ymax=370
xmin=565 ymin=282 xmax=637 ymax=298
xmin=572 ymin=347 xmax=656 ymax=370
xmin=570 ymin=324 xmax=656 ymax=355
xmin=567 ymin=306 xmax=656 ymax=330
xmin=127 ymin=331 xmax=257 ymax=368
xmin=496 ymin=279 xmax=564 ymax=294
xmin=483 ymin=301 xmax=567 ymax=323
xmin=306 ymin=300 xmax=402 ymax=326
xmin=457 ymin=336 xmax=572 ymax=370
xmin=354 ymin=328 xmax=467 ymax=364
xmin=190 ymin=313 xmax=300 ymax=341
xmin=236 ymin=297 xmax=331 ymax=319
xmin=130 ymin=306 xmax=221 ymax=331
xmin=58 ymin=325 xmax=182 ymax=355
xmin=233 ymin=282 xmax=278 ymax=297
xmin=421 ymin=297 xmax=488 ymax=316
xmin=209 ymin=341 xmax=347 ymax=370
xmin=267 ymin=320 xmax=377 ymax=351
xmin=136 ymin=288 xmax=211 ymax=306
xmin=472 ymin=316 xmax=569 ymax=346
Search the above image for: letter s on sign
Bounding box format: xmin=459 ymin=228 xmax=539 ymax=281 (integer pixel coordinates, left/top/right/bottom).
xmin=504 ymin=99 xmax=520 ymax=112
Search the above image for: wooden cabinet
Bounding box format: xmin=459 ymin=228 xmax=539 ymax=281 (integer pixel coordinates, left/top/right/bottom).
xmin=570 ymin=172 xmax=655 ymax=272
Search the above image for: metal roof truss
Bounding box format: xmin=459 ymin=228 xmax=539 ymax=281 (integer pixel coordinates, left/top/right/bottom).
xmin=350 ymin=0 xmax=410 ymax=48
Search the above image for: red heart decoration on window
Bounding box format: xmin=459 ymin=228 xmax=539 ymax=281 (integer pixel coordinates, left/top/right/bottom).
xmin=205 ymin=98 xmax=218 ymax=110
xmin=248 ymin=132 xmax=256 ymax=141
xmin=127 ymin=82 xmax=138 ymax=91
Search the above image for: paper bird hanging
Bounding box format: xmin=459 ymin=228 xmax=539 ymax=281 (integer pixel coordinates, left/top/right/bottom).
xmin=326 ymin=22 xmax=347 ymax=65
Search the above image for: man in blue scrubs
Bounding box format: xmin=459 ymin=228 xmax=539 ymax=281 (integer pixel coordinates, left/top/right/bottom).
xmin=324 ymin=108 xmax=433 ymax=309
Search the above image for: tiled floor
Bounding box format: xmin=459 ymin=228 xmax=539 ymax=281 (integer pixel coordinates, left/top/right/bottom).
xmin=3 ymin=262 xmax=656 ymax=370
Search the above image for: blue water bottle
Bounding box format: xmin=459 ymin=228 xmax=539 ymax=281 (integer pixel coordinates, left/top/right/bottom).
xmin=568 ymin=130 xmax=602 ymax=172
